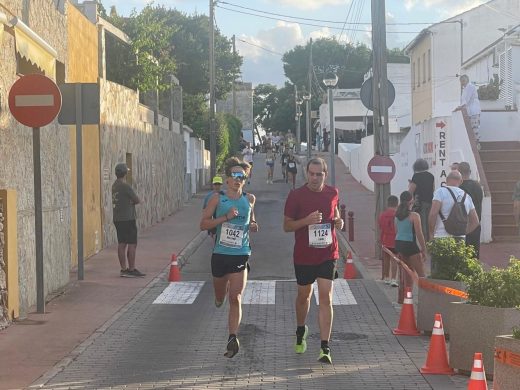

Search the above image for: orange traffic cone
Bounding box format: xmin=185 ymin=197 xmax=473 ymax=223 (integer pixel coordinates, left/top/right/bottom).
xmin=343 ymin=251 xmax=356 ymax=279
xmin=392 ymin=287 xmax=420 ymax=336
xmin=420 ymin=313 xmax=454 ymax=374
xmin=467 ymin=353 xmax=488 ymax=390
xmin=168 ymin=253 xmax=181 ymax=282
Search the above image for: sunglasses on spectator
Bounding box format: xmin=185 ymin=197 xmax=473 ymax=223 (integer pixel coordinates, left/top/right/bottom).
xmin=308 ymin=172 xmax=325 ymax=177
xmin=230 ymin=172 xmax=248 ymax=181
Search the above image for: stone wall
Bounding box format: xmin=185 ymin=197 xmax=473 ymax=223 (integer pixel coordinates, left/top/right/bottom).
xmin=0 ymin=1 xmax=71 ymax=317
xmin=0 ymin=198 xmax=8 ymax=329
xmin=100 ymin=79 xmax=185 ymax=247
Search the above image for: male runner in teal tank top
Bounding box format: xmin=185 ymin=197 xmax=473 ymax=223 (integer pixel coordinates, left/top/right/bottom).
xmin=200 ymin=157 xmax=258 ymax=358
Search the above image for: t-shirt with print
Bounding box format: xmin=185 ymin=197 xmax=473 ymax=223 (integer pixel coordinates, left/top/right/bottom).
xmin=432 ymin=185 xmax=475 ymax=238
xmin=411 ymin=171 xmax=434 ymax=203
xmin=112 ymin=180 xmax=139 ymax=222
xmin=284 ymin=184 xmax=339 ymax=265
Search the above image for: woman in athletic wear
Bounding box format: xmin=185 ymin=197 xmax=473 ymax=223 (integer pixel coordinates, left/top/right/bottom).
xmin=200 ymin=157 xmax=258 ymax=359
xmin=286 ymin=152 xmax=299 ymax=189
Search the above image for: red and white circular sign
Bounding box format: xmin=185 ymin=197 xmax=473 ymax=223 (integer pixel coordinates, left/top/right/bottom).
xmin=367 ymin=155 xmax=396 ymax=184
xmin=8 ymin=74 xmax=62 ymax=128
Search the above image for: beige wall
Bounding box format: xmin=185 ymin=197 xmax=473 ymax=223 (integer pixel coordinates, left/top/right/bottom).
xmin=410 ymin=36 xmax=433 ymax=124
xmin=67 ymin=4 xmax=102 ymax=263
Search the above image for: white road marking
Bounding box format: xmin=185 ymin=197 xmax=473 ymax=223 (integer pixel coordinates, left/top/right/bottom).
xmin=242 ymin=280 xmax=276 ymax=304
xmin=15 ymin=95 xmax=54 ymax=107
xmin=153 ymin=281 xmax=205 ymax=304
xmin=313 ymin=279 xmax=357 ymax=305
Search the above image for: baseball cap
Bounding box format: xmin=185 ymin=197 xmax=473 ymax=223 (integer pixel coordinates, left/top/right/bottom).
xmin=115 ymin=163 xmax=130 ymax=176
xmin=212 ymin=176 xmax=223 ymax=184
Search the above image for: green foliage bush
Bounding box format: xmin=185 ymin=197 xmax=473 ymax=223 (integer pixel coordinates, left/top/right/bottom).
xmin=477 ymin=74 xmax=502 ymax=100
xmin=513 ymin=326 xmax=520 ymax=339
xmin=215 ymin=113 xmax=242 ymax=172
xmin=427 ymin=238 xmax=482 ymax=281
xmin=460 ymin=257 xmax=520 ymax=308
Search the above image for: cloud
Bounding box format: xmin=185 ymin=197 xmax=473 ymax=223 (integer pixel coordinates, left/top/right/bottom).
xmin=267 ymin=0 xmax=346 ymax=11
xmin=404 ymin=0 xmax=485 ymax=16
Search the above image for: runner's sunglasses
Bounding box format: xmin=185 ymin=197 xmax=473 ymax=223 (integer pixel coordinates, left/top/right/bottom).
xmin=230 ymin=172 xmax=248 ymax=181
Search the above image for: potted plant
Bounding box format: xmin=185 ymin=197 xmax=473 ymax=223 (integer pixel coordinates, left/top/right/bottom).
xmin=493 ymin=326 xmax=520 ymax=388
xmin=417 ymin=238 xmax=481 ymax=335
xmin=478 ymin=74 xmax=505 ymax=110
xmin=448 ymin=257 xmax=520 ymax=375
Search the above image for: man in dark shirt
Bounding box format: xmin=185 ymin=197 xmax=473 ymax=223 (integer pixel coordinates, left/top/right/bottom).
xmin=458 ymin=162 xmax=483 ymax=258
xmin=112 ymin=163 xmax=145 ymax=278
xmin=408 ymin=159 xmax=435 ymax=240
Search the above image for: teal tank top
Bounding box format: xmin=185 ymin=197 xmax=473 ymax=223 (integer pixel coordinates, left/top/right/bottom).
xmin=214 ymin=192 xmax=252 ymax=255
xmin=395 ymin=216 xmax=415 ymax=242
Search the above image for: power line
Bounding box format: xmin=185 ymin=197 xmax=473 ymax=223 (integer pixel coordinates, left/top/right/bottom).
xmin=216 ymin=5 xmax=422 ymax=33
xmin=236 ymin=38 xmax=284 ymax=56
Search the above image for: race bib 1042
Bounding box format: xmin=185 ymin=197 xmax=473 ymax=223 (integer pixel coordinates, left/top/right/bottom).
xmin=219 ymin=222 xmax=245 ymax=248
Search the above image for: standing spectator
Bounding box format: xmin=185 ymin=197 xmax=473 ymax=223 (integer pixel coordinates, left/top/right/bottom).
xmin=458 ymin=162 xmax=483 ymax=258
xmin=112 ymin=163 xmax=145 ymax=278
xmin=395 ymin=191 xmax=426 ymax=289
xmin=454 ymin=74 xmax=481 ymax=141
xmin=513 ymin=179 xmax=520 ymax=235
xmin=378 ymin=195 xmax=399 ymax=286
xmin=408 ymin=159 xmax=435 ymax=241
xmin=283 ymin=158 xmax=343 ymax=364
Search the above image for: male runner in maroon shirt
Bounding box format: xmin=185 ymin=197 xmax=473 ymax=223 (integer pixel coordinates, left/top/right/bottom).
xmin=283 ymin=157 xmax=344 ymax=364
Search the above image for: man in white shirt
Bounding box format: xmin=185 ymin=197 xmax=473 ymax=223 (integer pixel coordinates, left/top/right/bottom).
xmin=454 ymin=74 xmax=481 ymax=141
xmin=428 ymin=170 xmax=480 ymax=241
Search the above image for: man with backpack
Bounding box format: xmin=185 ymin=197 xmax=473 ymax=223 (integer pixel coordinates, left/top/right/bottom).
xmin=428 ymin=170 xmax=480 ymax=242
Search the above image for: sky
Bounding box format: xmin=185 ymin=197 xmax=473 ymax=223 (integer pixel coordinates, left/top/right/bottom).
xmin=100 ymin=0 xmax=486 ymax=86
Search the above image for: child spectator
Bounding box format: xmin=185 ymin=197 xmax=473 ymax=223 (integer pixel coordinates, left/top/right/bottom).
xmin=378 ymin=195 xmax=399 ymax=286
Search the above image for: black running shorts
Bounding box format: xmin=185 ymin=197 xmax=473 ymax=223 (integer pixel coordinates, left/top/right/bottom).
xmin=211 ymin=253 xmax=250 ymax=278
xmin=294 ymin=260 xmax=338 ymax=286
xmin=114 ymin=220 xmax=138 ymax=244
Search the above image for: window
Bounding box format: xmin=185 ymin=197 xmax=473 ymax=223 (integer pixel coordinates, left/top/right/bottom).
xmin=412 ymin=61 xmax=415 ymax=90
xmin=417 ymin=57 xmax=421 ymax=87
xmin=428 ymin=49 xmax=431 ymax=81
xmin=422 ymin=53 xmax=426 ymax=83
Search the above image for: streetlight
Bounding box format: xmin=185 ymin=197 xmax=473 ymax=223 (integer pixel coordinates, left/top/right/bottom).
xmin=323 ymin=72 xmax=338 ymax=186
xmin=296 ymin=97 xmax=303 ymax=154
xmin=302 ymin=91 xmax=311 ymax=159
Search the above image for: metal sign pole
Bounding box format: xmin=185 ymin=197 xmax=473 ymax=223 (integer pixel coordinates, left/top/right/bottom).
xmin=33 ymin=127 xmax=45 ymax=313
xmin=75 ymin=84 xmax=84 ymax=280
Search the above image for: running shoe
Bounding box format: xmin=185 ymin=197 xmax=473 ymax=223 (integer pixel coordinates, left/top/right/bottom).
xmin=224 ymin=336 xmax=240 ymax=358
xmin=120 ymin=269 xmax=130 ymax=277
xmin=390 ymin=279 xmax=399 ymax=287
xmin=318 ymin=347 xmax=332 ymax=364
xmin=127 ymin=269 xmax=146 ymax=278
xmin=294 ymin=325 xmax=308 ymax=354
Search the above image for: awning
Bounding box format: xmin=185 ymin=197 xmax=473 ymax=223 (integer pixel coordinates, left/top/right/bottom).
xmin=12 ymin=18 xmax=57 ymax=77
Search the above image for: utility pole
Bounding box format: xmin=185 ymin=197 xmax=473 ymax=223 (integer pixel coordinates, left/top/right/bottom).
xmin=209 ymin=0 xmax=217 ymax=178
xmin=232 ymin=34 xmax=237 ymax=116
xmin=371 ymin=0 xmax=390 ymax=258
xmin=295 ymin=84 xmax=301 ymax=154
xmin=306 ymin=38 xmax=313 ymax=160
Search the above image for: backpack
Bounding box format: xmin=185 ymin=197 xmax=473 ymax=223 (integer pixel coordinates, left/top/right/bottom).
xmin=438 ymin=187 xmax=468 ymax=236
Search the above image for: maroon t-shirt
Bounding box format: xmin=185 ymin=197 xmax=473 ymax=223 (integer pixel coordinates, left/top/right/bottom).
xmin=284 ymin=184 xmax=340 ymax=265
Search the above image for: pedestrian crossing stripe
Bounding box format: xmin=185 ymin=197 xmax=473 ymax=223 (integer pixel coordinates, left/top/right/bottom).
xmin=152 ymin=280 xmax=357 ymax=305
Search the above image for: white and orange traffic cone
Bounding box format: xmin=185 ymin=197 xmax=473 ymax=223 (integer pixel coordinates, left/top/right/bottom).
xmin=168 ymin=253 xmax=181 ymax=282
xmin=343 ymin=251 xmax=356 ymax=279
xmin=467 ymin=352 xmax=488 ymax=390
xmin=392 ymin=287 xmax=420 ymax=336
xmin=420 ymin=313 xmax=454 ymax=374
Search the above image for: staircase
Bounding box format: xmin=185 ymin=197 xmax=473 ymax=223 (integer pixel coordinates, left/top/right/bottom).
xmin=479 ymin=141 xmax=520 ymax=240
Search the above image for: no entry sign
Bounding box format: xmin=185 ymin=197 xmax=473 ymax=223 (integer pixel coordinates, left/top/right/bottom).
xmin=8 ymin=74 xmax=62 ymax=128
xmin=367 ymin=155 xmax=396 ymax=184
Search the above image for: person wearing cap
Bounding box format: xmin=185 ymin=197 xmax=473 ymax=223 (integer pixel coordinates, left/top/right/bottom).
xmin=112 ymin=163 xmax=145 ymax=278
xmin=204 ymin=176 xmax=224 ymax=209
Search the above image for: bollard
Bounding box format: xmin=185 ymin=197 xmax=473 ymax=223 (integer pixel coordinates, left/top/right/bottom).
xmin=397 ymin=263 xmax=405 ymax=304
xmin=348 ymin=211 xmax=354 ymax=241
xmin=340 ymin=204 xmax=346 ymax=232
